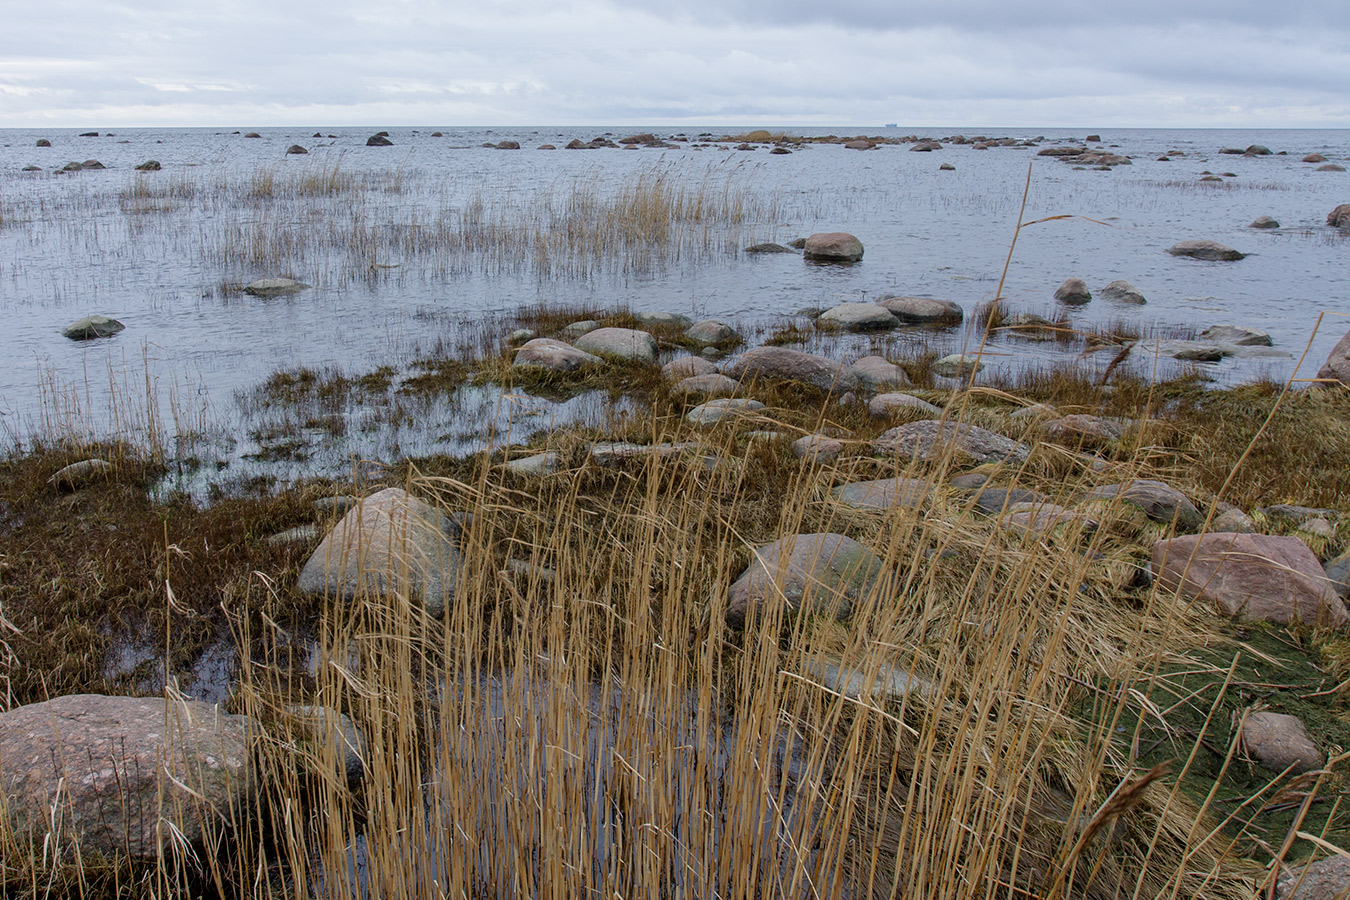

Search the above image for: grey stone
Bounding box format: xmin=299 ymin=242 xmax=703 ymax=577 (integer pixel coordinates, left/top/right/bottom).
xmin=1043 ymin=414 xmax=1125 ymax=447
xmin=803 ymin=232 xmax=864 ymax=262
xmin=1277 ymin=856 xmax=1350 ymax=899
xmin=507 ymin=328 xmax=536 ymax=346
xmin=1249 ymin=215 xmax=1280 ymax=229
xmin=287 ymin=705 xmax=367 ymax=785
xmin=0 ymin=694 xmax=257 ymax=858
xmin=684 ymin=319 xmax=739 ymax=346
xmin=724 ymin=347 xmax=856 ymax=393
xmin=875 ymin=420 xmax=1031 ymax=465
xmin=869 ymin=393 xmax=941 ymax=418
xmin=267 ymin=524 xmax=325 ymax=545
xmin=662 ymin=356 xmax=717 ymax=380
xmin=968 ymin=486 xmax=1046 ymax=516
xmin=590 ymin=442 xmax=694 ymax=465
xmin=1325 ymin=546 xmax=1350 ymax=599
xmin=846 ymin=355 xmax=912 ymax=391
xmin=1089 ymin=480 xmax=1203 ymax=531
xmin=931 ymin=354 xmax=985 ymax=378
xmin=686 ymin=398 xmax=765 ymax=426
xmin=816 ymin=302 xmax=898 ymax=332
xmin=1167 ymin=240 xmax=1245 ymax=261
xmin=1258 ymin=504 xmax=1338 ymax=524
xmin=878 ymin=296 xmax=964 ymax=324
xmin=558 ymin=319 xmax=599 ymax=340
xmin=298 ymin=487 xmax=462 ymax=618
xmin=633 ymin=310 xmax=692 ymax=329
xmin=726 ymin=533 xmax=889 ymax=625
xmin=47 ymin=458 xmax=113 ymax=491
xmin=1212 ymin=502 xmax=1256 ymax=534
xmin=831 ymin=477 xmax=933 ymax=510
xmin=1001 ymin=503 xmax=1097 ymax=536
xmin=513 ymin=338 xmax=602 ymax=372
xmin=1316 ymin=327 xmax=1350 ymax=387
xmin=745 ymin=242 xmax=795 ymax=254
xmin=243 ymin=277 xmax=309 ymax=297
xmin=1054 ymin=277 xmax=1092 ymax=304
xmin=1242 ymin=712 xmax=1321 ymax=775
xmin=62 ymin=315 xmax=125 ymax=340
xmin=791 ymin=434 xmax=843 ymax=462
xmin=574 ymin=327 xmax=658 ymax=363
xmin=674 ymin=373 xmax=739 ymax=398
xmin=799 ymin=659 xmax=930 ymax=703
xmin=1199 ymin=325 xmax=1273 ymax=346
xmin=1329 ymin=204 xmax=1350 ymax=228
xmin=1100 ymin=280 xmax=1147 ymax=304
xmin=503 ymin=452 xmax=562 ymax=477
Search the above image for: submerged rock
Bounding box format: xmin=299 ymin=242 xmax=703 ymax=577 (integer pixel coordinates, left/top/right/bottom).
xmin=745 ymin=242 xmax=795 ymax=253
xmin=931 ymin=354 xmax=985 ymax=378
xmin=1166 ymin=240 xmax=1245 ymax=261
xmin=1053 ymin=277 xmax=1091 ymax=304
xmin=62 ymin=314 xmax=125 ymax=340
xmin=243 ymin=277 xmax=309 ymax=297
xmin=1248 ymin=215 xmax=1279 ymax=229
xmin=1099 ymin=280 xmax=1147 ymax=304
xmin=1199 ymin=325 xmax=1272 ymax=346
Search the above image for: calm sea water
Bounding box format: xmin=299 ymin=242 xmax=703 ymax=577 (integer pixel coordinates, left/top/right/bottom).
xmin=1 ymin=125 xmax=1347 ymax=483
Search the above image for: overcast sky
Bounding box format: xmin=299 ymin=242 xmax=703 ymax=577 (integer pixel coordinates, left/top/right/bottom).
xmin=2 ymin=0 xmax=1347 ymax=128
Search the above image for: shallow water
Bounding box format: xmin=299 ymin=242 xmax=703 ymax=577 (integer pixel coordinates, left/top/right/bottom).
xmin=2 ymin=125 xmax=1348 ymax=483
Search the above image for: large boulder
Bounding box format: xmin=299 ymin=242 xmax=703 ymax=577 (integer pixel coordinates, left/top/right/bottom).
xmin=1167 ymin=240 xmax=1245 ymax=261
xmin=874 ymin=420 xmax=1031 ymax=465
xmin=1152 ymin=533 xmax=1347 ymax=627
xmin=366 ymin=133 xmax=394 ymax=146
xmin=62 ymin=314 xmax=125 ymax=340
xmin=724 ymin=347 xmax=856 ymax=393
xmin=1316 ymin=327 xmax=1350 ymax=387
xmin=1100 ymin=280 xmax=1147 ymax=304
xmin=1053 ymin=277 xmax=1092 ymax=304
xmin=573 ymin=327 xmax=658 ymax=363
xmin=1199 ymin=325 xmax=1272 ymax=346
xmin=726 ymin=533 xmax=889 ymax=625
xmin=847 ymin=355 xmax=912 ymax=390
xmin=816 ymin=302 xmax=898 ymax=332
xmin=243 ymin=277 xmax=309 ymax=297
xmin=1327 ymin=204 xmax=1350 ymax=228
xmin=298 ymin=487 xmax=462 ymax=617
xmin=879 ymin=296 xmax=963 ymax=325
xmin=1088 ymin=479 xmax=1202 ymax=530
xmin=0 ymin=694 xmax=257 ymax=858
xmin=803 ymin=232 xmax=864 ymax=262
xmin=513 ymin=338 xmax=601 ymax=372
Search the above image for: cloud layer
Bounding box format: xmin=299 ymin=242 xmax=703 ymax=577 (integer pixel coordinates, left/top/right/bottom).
xmin=2 ymin=0 xmax=1346 ymax=126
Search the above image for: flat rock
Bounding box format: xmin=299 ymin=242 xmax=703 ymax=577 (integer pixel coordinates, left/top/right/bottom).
xmin=673 ymin=373 xmax=739 ymax=398
xmin=1054 ymin=277 xmax=1092 ymax=304
xmin=1167 ymin=240 xmax=1245 ymax=261
xmin=803 ymin=232 xmax=864 ymax=262
xmin=503 ymin=451 xmax=562 ymax=477
xmin=633 ymin=310 xmax=692 ymax=329
xmin=1242 ymin=712 xmax=1321 ymax=774
xmin=573 ymin=326 xmax=658 ymax=363
xmin=244 ymin=277 xmax=310 ymax=297
xmin=745 ymin=242 xmax=795 ymax=253
xmin=1002 ymin=502 xmax=1097 ymax=536
xmin=662 ymin=356 xmax=718 ymax=379
xmin=875 ymin=420 xmax=1031 ymax=465
xmin=1153 ymin=533 xmax=1347 ymax=627
xmin=724 ymin=347 xmax=856 ymax=393
xmin=48 ymin=458 xmax=113 ymax=491
xmin=685 ymin=319 xmax=739 ymax=346
xmin=1199 ymin=325 xmax=1272 ymax=346
xmin=1257 ymin=504 xmax=1338 ymax=524
xmin=1099 ymin=280 xmax=1147 ymax=304
xmin=1089 ymin=479 xmax=1203 ymax=531
xmin=298 ymin=487 xmax=462 ymax=617
xmin=513 ymin=338 xmax=601 ymax=372
xmin=590 ymin=441 xmax=694 ymax=465
xmin=1316 ymin=327 xmax=1350 ymax=386
xmin=869 ymin=392 xmax=942 ymax=418
xmin=817 ymin=302 xmax=898 ymax=331
xmin=686 ymin=398 xmax=765 ymax=425
xmin=62 ymin=314 xmax=125 ymax=340
xmin=878 ymin=295 xmax=964 ymax=324
xmin=830 ymin=477 xmax=933 ymax=510
xmin=726 ymin=533 xmax=888 ymax=625
xmin=967 ymin=486 xmax=1046 ymax=516
xmin=846 ymin=355 xmax=912 ymax=390
xmin=0 ymin=694 xmax=257 ymax=858
xmin=791 ymin=434 xmax=843 ymax=462
xmin=931 ymin=354 xmax=985 ymax=378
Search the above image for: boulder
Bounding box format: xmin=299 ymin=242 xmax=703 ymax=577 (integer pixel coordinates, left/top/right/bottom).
xmin=507 ymin=328 xmax=536 ymax=346
xmin=298 ymin=488 xmax=463 ymax=617
xmin=366 ymin=134 xmax=394 ymax=146
xmin=910 ymin=141 xmax=942 ymax=152
xmin=803 ymin=232 xmax=864 ymax=262
xmin=1325 ymin=546 xmax=1350 ymax=598
xmin=662 ymin=356 xmax=717 ymax=380
xmin=633 ymin=310 xmax=692 ymax=329
xmin=287 ymin=705 xmax=367 ymax=786
xmin=537 ymin=144 xmax=556 ymax=150
xmin=1100 ymin=280 xmax=1146 ymax=304
xmin=830 ymin=477 xmax=933 ymax=510
xmin=573 ymin=327 xmax=658 ymax=363
xmin=816 ymin=302 xmax=898 ymax=332
xmin=843 ymin=140 xmax=874 ymax=150
xmin=1241 ymin=712 xmax=1321 ymax=774
xmin=931 ymin=354 xmax=985 ymax=378
xmin=1256 ymin=504 xmax=1338 ymax=524
xmin=36 ymin=138 xmax=51 ymax=147
xmin=1277 ymin=857 xmax=1350 ymax=899
xmin=939 ymin=163 xmax=955 ymax=171
xmin=134 ymin=160 xmax=162 ymax=171
xmin=47 ymin=458 xmax=114 ymax=491
xmin=1167 ymin=240 xmax=1245 ymax=261
xmin=1244 ymin=144 xmax=1272 ymax=156
xmin=1199 ymin=325 xmax=1273 ymax=346
xmin=286 ymin=145 xmax=308 ymax=155
xmin=1054 ymin=277 xmax=1092 ymax=304
xmin=1043 ymin=414 xmax=1124 ymax=447
xmin=1249 ymin=215 xmax=1279 ymax=229
xmin=513 ymin=338 xmax=601 ymax=372
xmin=1212 ymin=502 xmax=1256 ymax=534
xmin=1317 ymin=327 xmax=1350 ymax=386
xmin=874 ymin=420 xmax=1031 ymax=465
xmin=745 ymin=242 xmax=794 ymax=254
xmin=726 ymin=533 xmax=889 ymax=625
xmin=685 ymin=319 xmax=739 ymax=346
xmin=673 ymin=373 xmax=739 ymax=398
xmin=495 ymin=141 xmax=520 ymax=150
xmin=0 ymin=694 xmax=257 ymax=858
xmin=1328 ymin=204 xmax=1350 ymax=228
xmin=590 ymin=441 xmax=694 ymax=465
xmin=724 ymin=347 xmax=855 ymax=393
xmin=686 ymin=398 xmax=765 ymax=426
xmin=869 ymin=393 xmax=941 ymax=418
xmin=846 ymin=355 xmax=912 ymax=390
xmin=558 ymin=319 xmax=600 ymax=340
xmin=1088 ymin=479 xmax=1202 ymax=531
xmin=1317 ymin=164 xmax=1346 ymax=172
xmin=879 ymin=296 xmax=963 ymax=324
xmin=1303 ymin=153 xmax=1329 ymax=163
xmin=792 ymin=434 xmax=843 ymax=462
xmin=619 ymin=133 xmax=656 ymax=144
xmin=80 ymin=159 xmax=106 ymax=169
xmin=967 ymin=486 xmax=1046 ymax=516
xmin=1002 ymin=502 xmax=1097 ymax=536
xmin=503 ymin=452 xmax=562 ymax=477
xmin=1152 ymin=533 xmax=1347 ymax=626
xmin=243 ymin=277 xmax=309 ymax=297
xmin=62 ymin=314 xmax=125 ymax=340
